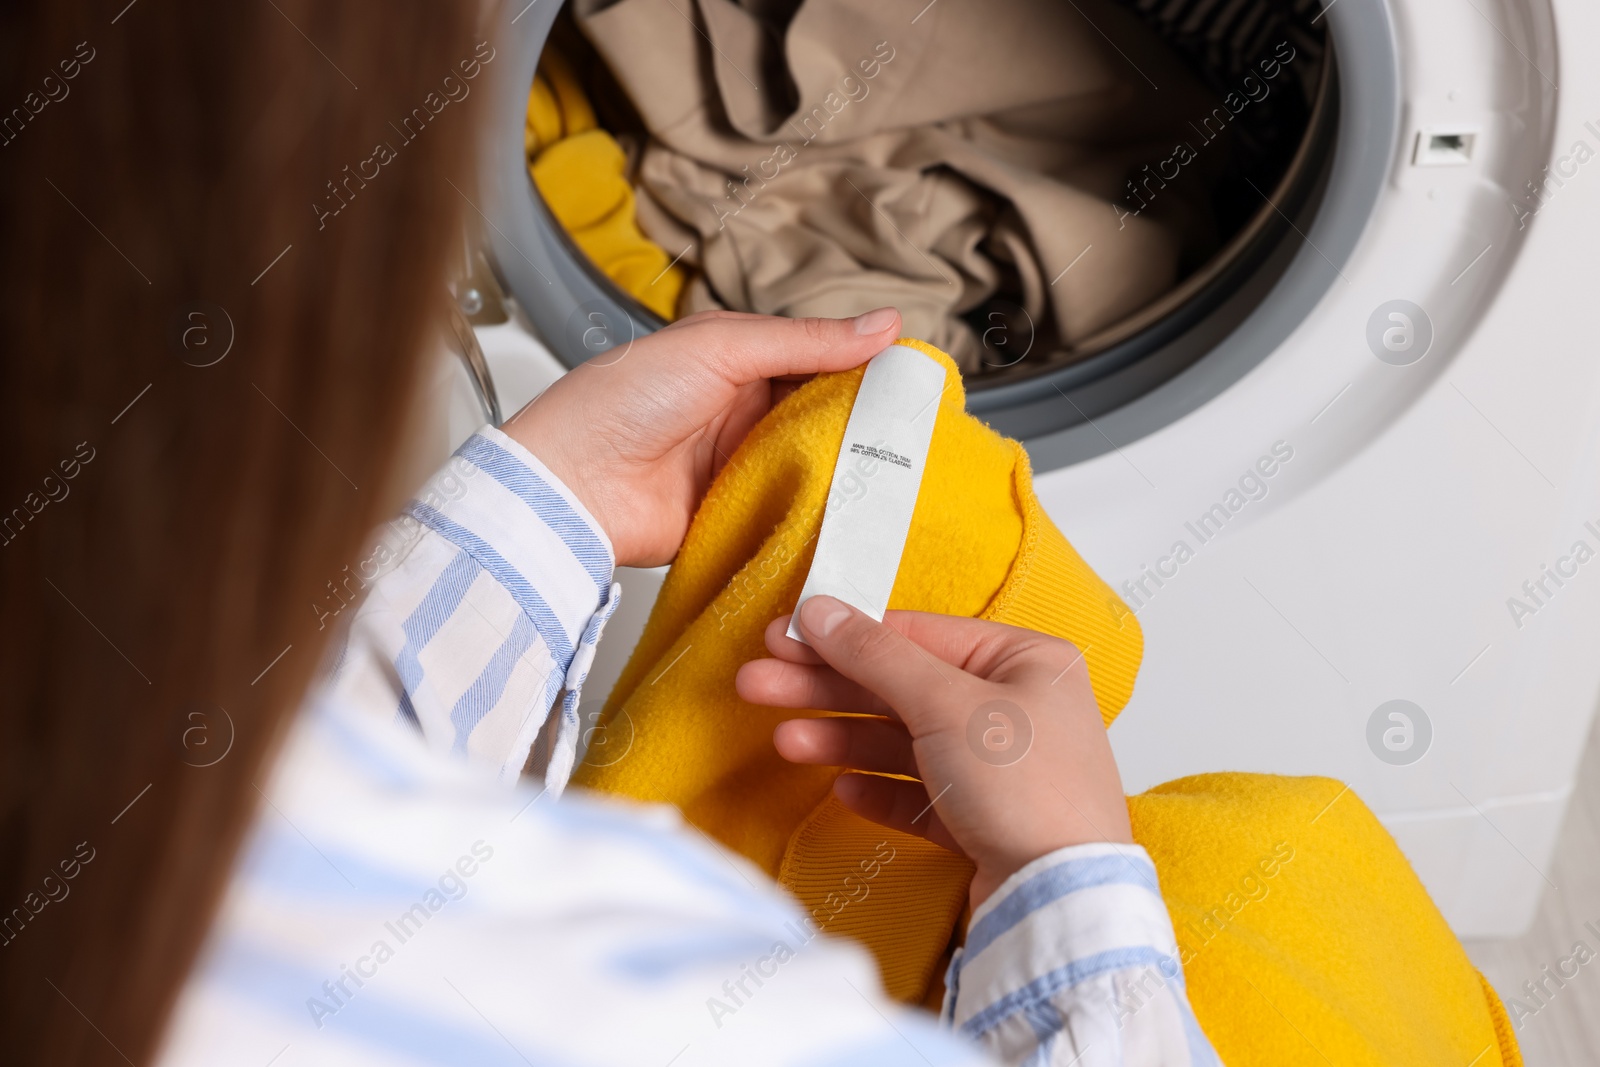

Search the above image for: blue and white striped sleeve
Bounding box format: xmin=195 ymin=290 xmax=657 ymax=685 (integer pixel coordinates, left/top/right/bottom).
xmin=945 ymin=843 xmax=1223 ymax=1067
xmin=322 ymin=425 xmax=620 ymax=793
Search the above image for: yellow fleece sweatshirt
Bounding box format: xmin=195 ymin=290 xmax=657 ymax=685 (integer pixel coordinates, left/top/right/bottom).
xmin=571 ymin=341 xmax=1520 ymax=1067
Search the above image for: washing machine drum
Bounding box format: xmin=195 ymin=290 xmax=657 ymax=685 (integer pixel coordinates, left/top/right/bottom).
xmin=485 ymin=0 xmax=1338 ymax=442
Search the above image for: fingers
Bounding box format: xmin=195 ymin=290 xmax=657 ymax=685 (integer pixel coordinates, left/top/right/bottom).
xmin=772 ymin=717 xmax=917 ymax=776
xmin=789 ymin=596 xmax=972 ymax=720
xmin=763 ymin=614 xmax=826 ymax=664
xmin=736 ymin=657 xmax=894 ymax=716
xmin=770 ymin=607 xmax=1077 ymax=682
xmin=876 ymin=611 xmax=1084 ymax=684
xmin=833 ymin=774 xmax=962 ymax=857
xmin=684 ymin=308 xmax=903 ymax=385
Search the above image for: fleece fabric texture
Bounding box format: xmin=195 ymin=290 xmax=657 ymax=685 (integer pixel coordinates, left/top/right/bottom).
xmin=524 ymin=48 xmax=683 ymax=320
xmin=1129 ymin=774 xmax=1521 ymax=1067
xmin=571 ymin=338 xmax=1520 ymax=1066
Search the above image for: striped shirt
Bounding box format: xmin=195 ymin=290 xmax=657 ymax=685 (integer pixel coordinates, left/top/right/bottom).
xmin=159 ymin=426 xmax=1221 ymax=1067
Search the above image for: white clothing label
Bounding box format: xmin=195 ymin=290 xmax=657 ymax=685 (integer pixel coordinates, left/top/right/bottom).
xmin=787 ymin=344 xmax=945 ymax=642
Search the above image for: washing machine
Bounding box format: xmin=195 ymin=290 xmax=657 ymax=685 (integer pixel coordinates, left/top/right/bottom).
xmin=432 ymin=0 xmax=1598 ymax=939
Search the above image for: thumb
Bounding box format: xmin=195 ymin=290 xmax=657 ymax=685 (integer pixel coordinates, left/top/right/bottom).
xmin=697 ymin=308 xmax=902 ymax=385
xmin=794 ymin=595 xmax=959 ymax=722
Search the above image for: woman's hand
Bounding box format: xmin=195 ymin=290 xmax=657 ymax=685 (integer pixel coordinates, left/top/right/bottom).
xmin=736 ymin=596 xmax=1133 ymax=909
xmin=504 ymin=308 xmax=901 ymax=567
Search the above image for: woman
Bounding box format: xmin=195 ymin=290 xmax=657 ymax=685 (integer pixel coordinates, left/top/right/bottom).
xmin=0 ymin=3 xmax=1215 ymax=1064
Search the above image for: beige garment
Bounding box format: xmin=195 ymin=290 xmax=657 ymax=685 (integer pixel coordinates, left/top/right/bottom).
xmin=575 ymin=0 xmax=1226 ymax=369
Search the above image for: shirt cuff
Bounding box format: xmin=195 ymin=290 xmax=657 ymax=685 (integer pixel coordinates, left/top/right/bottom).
xmin=404 ymin=425 xmax=621 ymax=785
xmin=944 ymin=842 xmax=1183 ymax=1039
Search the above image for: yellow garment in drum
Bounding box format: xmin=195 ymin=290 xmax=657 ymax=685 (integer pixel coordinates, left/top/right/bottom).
xmin=572 ymin=339 xmax=1521 ymax=1067
xmin=524 ymin=50 xmax=683 ymax=320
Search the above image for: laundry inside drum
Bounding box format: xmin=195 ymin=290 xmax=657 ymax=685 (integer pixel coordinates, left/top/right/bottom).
xmin=521 ymin=0 xmax=1330 ymax=385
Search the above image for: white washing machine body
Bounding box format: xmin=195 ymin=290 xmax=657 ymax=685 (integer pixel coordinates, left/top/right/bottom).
xmin=448 ymin=0 xmax=1595 ymax=938
xmin=1034 ymin=0 xmax=1594 ymax=937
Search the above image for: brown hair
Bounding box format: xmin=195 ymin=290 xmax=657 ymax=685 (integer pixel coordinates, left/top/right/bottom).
xmin=0 ymin=2 xmax=484 ymax=1061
